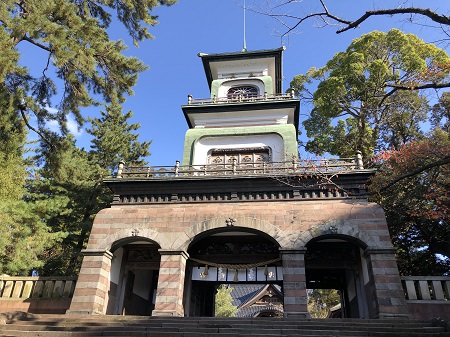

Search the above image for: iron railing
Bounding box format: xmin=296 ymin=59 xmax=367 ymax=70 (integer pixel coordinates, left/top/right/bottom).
xmin=186 ymin=91 xmax=296 ymax=105
xmin=116 ymin=153 xmax=365 ymax=179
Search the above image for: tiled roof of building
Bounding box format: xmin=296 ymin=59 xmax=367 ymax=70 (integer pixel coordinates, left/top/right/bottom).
xmin=236 ymin=304 xmax=284 ymax=318
xmin=229 ymin=284 xmax=265 ymax=308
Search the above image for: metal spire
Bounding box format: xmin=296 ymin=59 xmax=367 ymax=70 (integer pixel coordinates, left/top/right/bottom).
xmin=242 ymin=0 xmax=247 ymax=52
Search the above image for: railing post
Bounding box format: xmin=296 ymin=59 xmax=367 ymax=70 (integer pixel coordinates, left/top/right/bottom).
xmin=117 ymin=161 xmax=125 ymax=178
xmin=232 ymin=158 xmax=237 ymax=175
xmin=264 ymin=92 xmax=268 ymax=100
xmin=188 ymin=94 xmax=192 ymax=105
xmin=355 ymin=151 xmax=364 ymax=169
xmin=175 ymin=160 xmax=180 ymax=176
xmin=292 ymin=158 xmax=297 ymax=172
xmin=212 ymin=95 xmax=217 ymax=103
xmin=290 ymin=88 xmax=295 ymax=98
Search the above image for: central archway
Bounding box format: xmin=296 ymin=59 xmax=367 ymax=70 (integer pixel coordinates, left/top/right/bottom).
xmin=184 ymin=227 xmax=282 ymax=317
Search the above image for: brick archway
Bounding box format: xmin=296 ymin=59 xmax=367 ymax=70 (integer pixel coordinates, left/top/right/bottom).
xmin=181 ymin=216 xmax=284 ymax=251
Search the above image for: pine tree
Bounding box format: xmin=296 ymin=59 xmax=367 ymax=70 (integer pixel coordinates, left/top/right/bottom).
xmin=87 ymin=103 xmax=151 ymax=172
xmin=1 ymin=0 xmax=176 ymax=140
xmin=0 ymin=106 xmax=65 ymax=275
xmin=32 ymin=104 xmax=151 ymax=275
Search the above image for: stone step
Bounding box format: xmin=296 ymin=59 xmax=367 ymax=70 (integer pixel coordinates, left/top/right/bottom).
xmin=1 ymin=314 xmax=448 ymax=337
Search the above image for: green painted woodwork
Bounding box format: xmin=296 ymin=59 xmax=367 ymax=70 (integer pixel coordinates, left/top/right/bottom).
xmin=182 ymin=124 xmax=298 ymax=165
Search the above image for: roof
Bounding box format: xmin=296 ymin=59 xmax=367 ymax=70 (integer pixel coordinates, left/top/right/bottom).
xmin=230 ymin=284 xmax=266 ymax=308
xmin=198 ymin=47 xmax=285 ymax=93
xmin=229 ymin=284 xmax=284 ymax=318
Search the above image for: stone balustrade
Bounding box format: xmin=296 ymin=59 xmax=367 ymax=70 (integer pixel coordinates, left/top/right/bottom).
xmin=0 ymin=276 xmax=77 ymax=300
xmin=1 ymin=275 xmax=449 ymax=318
xmin=401 ymin=276 xmax=450 ymax=301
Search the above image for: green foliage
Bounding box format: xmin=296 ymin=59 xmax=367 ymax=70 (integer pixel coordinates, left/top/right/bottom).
xmin=292 ymin=29 xmax=450 ymax=159
xmin=0 ymin=0 xmax=165 ymax=275
xmin=0 ymin=108 xmax=66 ymax=275
xmin=215 ymin=285 xmax=237 ymax=317
xmin=293 ymin=29 xmax=450 ymax=275
xmin=307 ymin=289 xmax=341 ymax=318
xmin=1 ymin=0 xmax=175 ymax=136
xmin=87 ymin=103 xmax=151 ymax=172
xmin=30 ymin=103 xmax=151 ymax=275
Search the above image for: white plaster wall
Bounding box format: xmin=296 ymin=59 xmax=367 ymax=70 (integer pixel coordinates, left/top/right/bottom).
xmin=110 ymin=247 xmax=124 ymax=284
xmin=193 ymin=133 xmax=284 ymax=166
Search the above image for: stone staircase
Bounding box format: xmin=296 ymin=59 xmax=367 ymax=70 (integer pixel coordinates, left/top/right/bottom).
xmin=1 ymin=312 xmax=449 ymax=337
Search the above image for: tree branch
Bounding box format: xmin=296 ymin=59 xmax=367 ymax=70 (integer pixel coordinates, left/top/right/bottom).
xmin=337 ymin=8 xmax=450 ymax=34
xmin=379 ymin=82 xmax=450 ymax=107
xmin=373 ymin=155 xmax=450 ymax=194
xmin=18 ymin=104 xmax=54 ymax=149
xmin=21 ymin=35 xmax=52 ymax=52
xmin=387 ymin=82 xmax=450 ymax=90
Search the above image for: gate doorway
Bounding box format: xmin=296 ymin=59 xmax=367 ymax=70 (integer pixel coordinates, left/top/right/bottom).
xmin=305 ymin=237 xmax=369 ymax=318
xmin=184 ymin=227 xmax=282 ymax=317
xmin=107 ymin=240 xmax=160 ymax=315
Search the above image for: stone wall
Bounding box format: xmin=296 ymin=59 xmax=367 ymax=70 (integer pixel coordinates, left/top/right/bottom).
xmin=67 ymin=198 xmax=409 ymax=318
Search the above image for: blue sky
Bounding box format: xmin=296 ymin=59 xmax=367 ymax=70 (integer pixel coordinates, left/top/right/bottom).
xmin=26 ymin=1 xmax=450 ymax=166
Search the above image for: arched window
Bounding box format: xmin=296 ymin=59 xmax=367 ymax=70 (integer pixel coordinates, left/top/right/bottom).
xmin=227 ymin=86 xmax=259 ymax=100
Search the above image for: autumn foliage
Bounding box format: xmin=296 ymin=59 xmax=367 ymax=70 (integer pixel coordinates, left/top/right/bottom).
xmin=370 ymin=130 xmax=450 ymax=274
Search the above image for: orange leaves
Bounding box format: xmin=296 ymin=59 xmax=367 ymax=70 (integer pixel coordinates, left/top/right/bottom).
xmin=370 ymin=135 xmax=449 ymax=221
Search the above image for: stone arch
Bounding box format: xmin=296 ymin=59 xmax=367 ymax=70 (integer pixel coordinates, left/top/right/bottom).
xmin=295 ymin=221 xmax=374 ymax=249
xmin=180 ymin=216 xmax=283 ymax=251
xmin=97 ymin=227 xmax=162 ymax=252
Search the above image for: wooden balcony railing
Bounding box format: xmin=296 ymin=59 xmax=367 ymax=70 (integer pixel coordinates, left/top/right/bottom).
xmin=116 ymin=153 xmax=365 ymax=179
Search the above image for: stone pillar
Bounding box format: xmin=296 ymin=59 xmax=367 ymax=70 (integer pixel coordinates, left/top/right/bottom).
xmin=365 ymin=248 xmax=410 ymax=319
xmin=280 ymin=248 xmax=309 ymax=318
xmin=152 ymin=250 xmax=189 ymax=317
xmin=67 ymin=250 xmax=113 ymax=315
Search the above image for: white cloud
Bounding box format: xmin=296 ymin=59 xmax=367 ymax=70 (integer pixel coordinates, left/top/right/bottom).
xmin=67 ymin=115 xmax=83 ymax=137
xmin=44 ymin=107 xmax=83 ymax=137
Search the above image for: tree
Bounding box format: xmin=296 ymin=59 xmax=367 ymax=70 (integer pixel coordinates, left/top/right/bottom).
xmin=0 ymin=0 xmax=169 ymax=275
xmin=31 ymin=104 xmax=151 ymax=276
xmin=291 ymin=29 xmax=450 ymax=159
xmin=307 ymin=289 xmax=341 ymax=318
xmin=0 ymin=0 xmax=176 ymax=142
xmin=87 ymin=103 xmax=151 ymax=172
xmin=0 ymin=107 xmax=65 ymax=275
xmin=370 ymin=129 xmax=450 ymax=275
xmin=215 ymin=285 xmax=237 ymax=317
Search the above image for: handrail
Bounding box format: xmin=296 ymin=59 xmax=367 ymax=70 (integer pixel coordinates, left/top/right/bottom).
xmin=116 ymin=154 xmax=365 ymax=179
xmin=186 ymin=92 xmax=296 ymax=105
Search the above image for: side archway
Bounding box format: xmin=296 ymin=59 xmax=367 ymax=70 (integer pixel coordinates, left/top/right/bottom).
xmin=304 ymin=234 xmax=370 ymax=318
xmin=107 ymin=236 xmax=161 ymax=316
